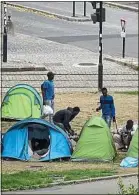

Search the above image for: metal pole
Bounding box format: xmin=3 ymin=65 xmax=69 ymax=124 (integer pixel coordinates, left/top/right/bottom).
xmin=84 ymin=1 xmax=86 ymax=17
xmin=73 ymin=1 xmax=75 ymax=17
xmin=122 ymin=32 xmax=125 ymax=58
xmin=3 ymin=1 xmax=7 ymax=62
xmin=98 ymin=1 xmax=103 ymax=91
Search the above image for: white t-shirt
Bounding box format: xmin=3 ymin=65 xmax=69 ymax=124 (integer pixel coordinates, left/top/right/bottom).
xmin=131 ymin=124 xmax=138 ymax=135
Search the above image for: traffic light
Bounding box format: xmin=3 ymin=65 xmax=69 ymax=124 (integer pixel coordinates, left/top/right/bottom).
xmin=90 ymin=5 xmax=106 ymax=23
xmin=96 ymin=8 xmax=106 ymax=22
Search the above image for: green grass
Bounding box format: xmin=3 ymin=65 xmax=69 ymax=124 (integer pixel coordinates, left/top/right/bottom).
xmin=2 ymin=169 xmax=116 ymax=191
xmin=116 ymin=91 xmax=138 ymax=95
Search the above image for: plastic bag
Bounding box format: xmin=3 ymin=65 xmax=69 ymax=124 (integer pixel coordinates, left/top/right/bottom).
xmin=42 ymin=105 xmax=53 ymax=116
xmin=120 ymin=157 xmax=138 ymax=168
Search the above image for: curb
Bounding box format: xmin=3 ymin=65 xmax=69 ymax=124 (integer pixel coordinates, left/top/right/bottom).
xmin=104 ymin=57 xmax=138 ymax=71
xmin=49 ymin=173 xmax=138 ymax=186
xmin=104 ymin=2 xmax=138 ymax=12
xmin=2 ymin=173 xmax=138 ymax=192
xmin=7 ymin=2 xmax=91 ymax=22
xmin=7 ymin=2 xmax=138 ymax=24
xmin=1 ymin=67 xmax=47 ymax=72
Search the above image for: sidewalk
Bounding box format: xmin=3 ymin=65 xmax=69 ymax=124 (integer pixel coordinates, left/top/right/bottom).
xmin=8 ymin=1 xmax=138 ymax=22
xmin=1 ymin=33 xmax=138 ymax=97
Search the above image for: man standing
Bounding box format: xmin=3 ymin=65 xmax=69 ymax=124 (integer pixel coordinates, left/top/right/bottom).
xmin=96 ymin=87 xmax=116 ymax=128
xmin=41 ymin=72 xmax=55 ymax=123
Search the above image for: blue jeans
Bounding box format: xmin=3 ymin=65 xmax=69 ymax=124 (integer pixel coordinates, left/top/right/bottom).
xmin=102 ymin=115 xmax=112 ymax=128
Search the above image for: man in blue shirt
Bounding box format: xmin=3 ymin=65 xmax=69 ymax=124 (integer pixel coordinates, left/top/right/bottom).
xmin=96 ymin=87 xmax=116 ymax=128
xmin=41 ymin=72 xmax=55 ymax=122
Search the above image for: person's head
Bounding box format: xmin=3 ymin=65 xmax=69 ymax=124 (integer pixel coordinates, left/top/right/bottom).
xmin=8 ymin=15 xmax=11 ymax=19
xmin=126 ymin=120 xmax=134 ymax=130
xmin=101 ymin=87 xmax=107 ymax=96
xmin=73 ymin=107 xmax=80 ymax=114
xmin=69 ymin=107 xmax=80 ymax=121
xmin=47 ymin=72 xmax=54 ymax=81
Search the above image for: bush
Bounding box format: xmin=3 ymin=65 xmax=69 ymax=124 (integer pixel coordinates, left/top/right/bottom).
xmin=118 ymin=177 xmax=139 ymax=194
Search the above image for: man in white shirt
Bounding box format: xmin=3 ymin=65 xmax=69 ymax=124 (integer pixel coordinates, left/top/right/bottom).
xmin=112 ymin=120 xmax=138 ymax=151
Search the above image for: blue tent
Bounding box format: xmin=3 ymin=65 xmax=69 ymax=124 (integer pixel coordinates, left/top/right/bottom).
xmin=2 ymin=118 xmax=72 ymax=161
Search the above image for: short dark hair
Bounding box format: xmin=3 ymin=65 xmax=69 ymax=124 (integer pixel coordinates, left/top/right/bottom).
xmin=102 ymin=87 xmax=107 ymax=91
xmin=47 ymin=71 xmax=54 ymax=77
xmin=73 ymin=107 xmax=80 ymax=112
xmin=127 ymin=120 xmax=133 ymax=125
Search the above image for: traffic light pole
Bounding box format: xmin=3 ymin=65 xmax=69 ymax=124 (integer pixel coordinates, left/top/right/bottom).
xmin=3 ymin=2 xmax=7 ymax=62
xmin=72 ymin=1 xmax=75 ymax=17
xmin=98 ymin=1 xmax=103 ymax=91
xmin=122 ymin=30 xmax=125 ymax=58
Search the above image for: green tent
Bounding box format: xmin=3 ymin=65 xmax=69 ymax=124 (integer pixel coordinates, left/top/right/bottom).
xmin=72 ymin=116 xmax=116 ymax=162
xmin=127 ymin=129 xmax=138 ymax=158
xmin=1 ymin=84 xmax=43 ymax=120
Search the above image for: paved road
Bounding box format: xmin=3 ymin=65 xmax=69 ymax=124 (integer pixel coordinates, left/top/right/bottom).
xmin=7 ymin=3 xmax=138 ymax=58
xmin=1 ymin=4 xmax=138 ymax=94
xmin=2 ymin=176 xmax=138 ymax=194
xmin=117 ymin=1 xmax=138 ymax=8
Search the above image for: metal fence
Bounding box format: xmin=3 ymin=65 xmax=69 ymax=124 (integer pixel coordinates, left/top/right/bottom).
xmin=2 ymin=71 xmax=138 ymax=94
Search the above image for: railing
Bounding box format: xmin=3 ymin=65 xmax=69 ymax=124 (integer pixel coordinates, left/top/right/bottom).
xmin=1 ymin=72 xmax=138 ymax=91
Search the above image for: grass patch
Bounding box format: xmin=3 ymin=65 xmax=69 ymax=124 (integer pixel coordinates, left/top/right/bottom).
xmin=116 ymin=91 xmax=138 ymax=95
xmin=2 ymin=169 xmax=116 ymax=191
xmin=49 ymin=169 xmax=116 ymax=181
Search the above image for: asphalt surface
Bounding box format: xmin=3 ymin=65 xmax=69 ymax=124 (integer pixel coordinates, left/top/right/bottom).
xmin=7 ymin=2 xmax=138 ymax=58
xmin=117 ymin=1 xmax=138 ymax=8
xmin=1 ymin=3 xmax=138 ymax=93
xmin=2 ymin=176 xmax=138 ymax=194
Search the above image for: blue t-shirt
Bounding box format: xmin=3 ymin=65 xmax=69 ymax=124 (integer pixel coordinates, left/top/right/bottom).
xmin=42 ymin=80 xmax=54 ymax=100
xmin=100 ymin=95 xmax=115 ymax=117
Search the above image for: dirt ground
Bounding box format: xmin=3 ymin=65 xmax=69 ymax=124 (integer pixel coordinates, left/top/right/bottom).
xmin=1 ymin=92 xmax=138 ymax=174
xmin=1 ymin=92 xmax=138 ymax=132
xmin=1 ymin=159 xmax=138 ymax=175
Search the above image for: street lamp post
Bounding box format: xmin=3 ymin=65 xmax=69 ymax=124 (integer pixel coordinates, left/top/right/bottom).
xmin=3 ymin=1 xmax=7 ymax=62
xmin=98 ymin=1 xmax=103 ymax=91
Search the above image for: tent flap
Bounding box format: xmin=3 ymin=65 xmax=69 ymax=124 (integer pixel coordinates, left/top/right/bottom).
xmin=127 ymin=130 xmax=138 ymax=158
xmin=2 ymin=127 xmax=28 ymax=160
